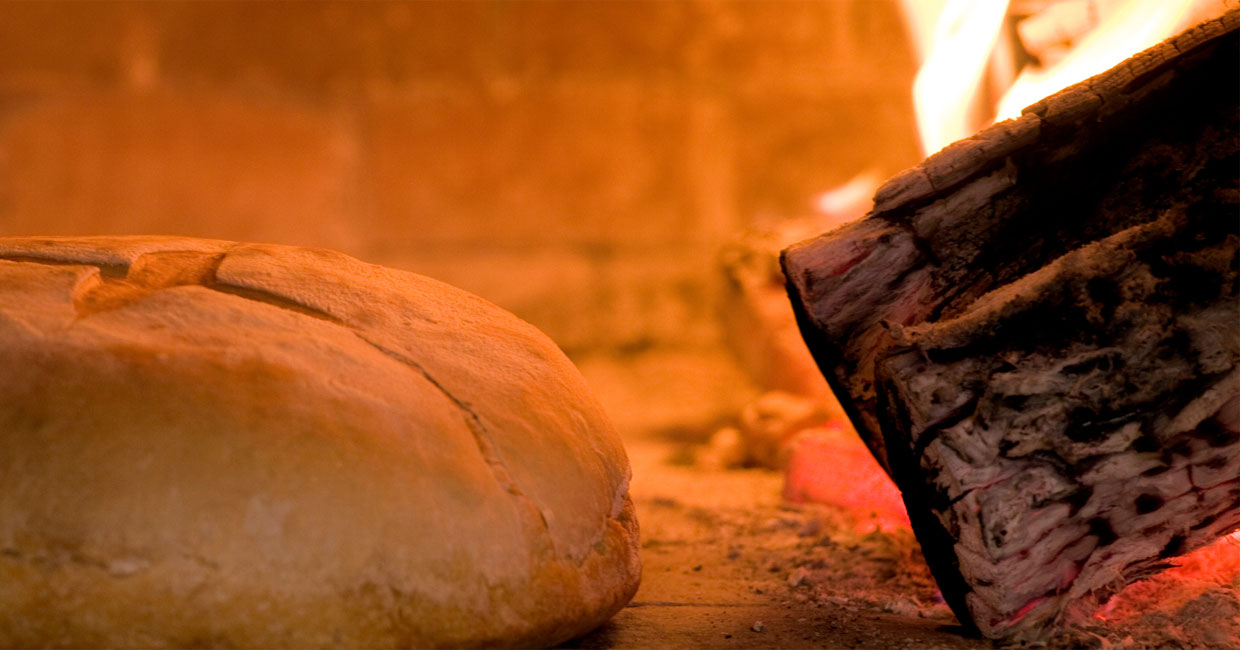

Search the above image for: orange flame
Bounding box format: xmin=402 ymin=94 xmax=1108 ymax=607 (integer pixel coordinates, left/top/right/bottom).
xmin=996 ymin=0 xmax=1206 ymax=121
xmin=909 ymin=0 xmax=1010 ymax=156
xmin=906 ymin=0 xmax=1232 ymax=155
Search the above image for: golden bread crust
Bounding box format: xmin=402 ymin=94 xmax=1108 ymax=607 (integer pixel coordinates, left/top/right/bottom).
xmin=0 ymin=236 xmax=640 ymax=648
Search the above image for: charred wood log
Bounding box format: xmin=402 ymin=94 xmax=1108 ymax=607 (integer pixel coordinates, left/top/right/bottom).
xmin=782 ymin=11 xmax=1240 ymax=641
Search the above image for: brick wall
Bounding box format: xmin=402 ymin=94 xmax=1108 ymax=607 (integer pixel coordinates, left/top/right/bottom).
xmin=0 ymin=1 xmax=919 ymax=355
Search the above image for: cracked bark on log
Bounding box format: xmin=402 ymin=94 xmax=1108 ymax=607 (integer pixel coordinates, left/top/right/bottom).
xmin=782 ymin=11 xmax=1240 ymax=641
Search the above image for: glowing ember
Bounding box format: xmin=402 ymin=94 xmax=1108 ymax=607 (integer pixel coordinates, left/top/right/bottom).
xmin=1100 ymin=531 xmax=1240 ymax=617
xmin=1088 ymin=530 xmax=1240 ymax=645
xmin=782 ymin=421 xmax=910 ymax=533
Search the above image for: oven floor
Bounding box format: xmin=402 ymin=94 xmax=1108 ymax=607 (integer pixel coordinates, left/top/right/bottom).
xmin=566 ymin=437 xmax=984 ymax=650
xmin=566 ymin=352 xmax=1240 ymax=649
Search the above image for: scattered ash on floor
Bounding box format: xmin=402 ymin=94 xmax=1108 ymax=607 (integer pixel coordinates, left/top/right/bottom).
xmin=574 ymin=435 xmax=1240 ymax=650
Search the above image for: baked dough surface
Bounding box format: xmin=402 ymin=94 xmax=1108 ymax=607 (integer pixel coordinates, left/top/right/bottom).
xmin=0 ymin=236 xmax=640 ymax=648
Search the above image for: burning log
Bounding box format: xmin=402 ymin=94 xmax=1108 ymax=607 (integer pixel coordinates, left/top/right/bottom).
xmin=782 ymin=11 xmax=1240 ymax=641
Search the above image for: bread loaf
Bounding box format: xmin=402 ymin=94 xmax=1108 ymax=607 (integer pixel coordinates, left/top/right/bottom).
xmin=0 ymin=236 xmax=640 ymax=648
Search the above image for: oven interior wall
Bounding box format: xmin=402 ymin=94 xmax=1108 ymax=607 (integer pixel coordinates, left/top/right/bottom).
xmin=0 ymin=1 xmax=919 ymax=435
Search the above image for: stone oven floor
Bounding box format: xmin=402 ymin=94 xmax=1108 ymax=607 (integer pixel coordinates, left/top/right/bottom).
xmin=566 ymin=437 xmax=982 ymax=650
xmin=566 ymin=351 xmax=1240 ymax=649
